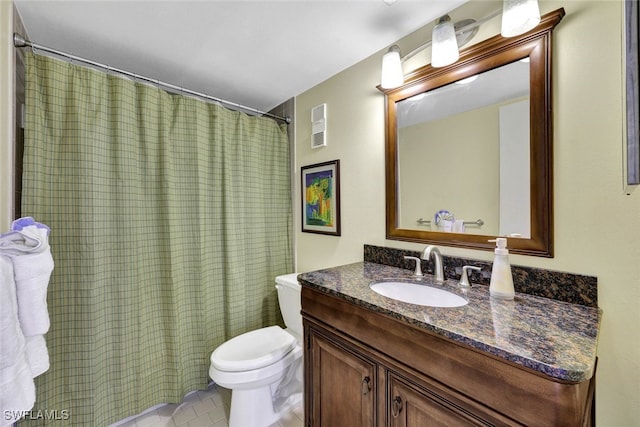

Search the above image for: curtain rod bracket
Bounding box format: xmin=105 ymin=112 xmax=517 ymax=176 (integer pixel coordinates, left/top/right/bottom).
xmin=13 ymin=33 xmax=27 ymax=48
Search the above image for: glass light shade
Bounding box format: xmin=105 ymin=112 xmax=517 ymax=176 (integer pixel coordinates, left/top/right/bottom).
xmin=501 ymin=0 xmax=541 ymax=37
xmin=380 ymin=48 xmax=403 ymax=89
xmin=431 ymin=15 xmax=459 ymax=68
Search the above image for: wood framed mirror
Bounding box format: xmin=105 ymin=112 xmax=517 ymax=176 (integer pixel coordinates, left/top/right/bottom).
xmin=379 ymin=8 xmax=564 ymax=257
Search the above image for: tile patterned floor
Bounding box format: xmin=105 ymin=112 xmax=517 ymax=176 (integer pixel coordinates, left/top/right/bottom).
xmin=110 ymin=383 xmax=303 ymax=427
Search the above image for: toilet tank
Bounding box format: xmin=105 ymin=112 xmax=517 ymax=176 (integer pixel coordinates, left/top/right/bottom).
xmin=275 ymin=273 xmax=302 ymax=338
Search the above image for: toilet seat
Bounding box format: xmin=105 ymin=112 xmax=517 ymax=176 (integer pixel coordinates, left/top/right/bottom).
xmin=212 ymin=326 xmax=296 ymax=372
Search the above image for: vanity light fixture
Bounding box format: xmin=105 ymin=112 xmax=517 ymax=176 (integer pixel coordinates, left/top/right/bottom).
xmin=379 ymin=17 xmax=478 ymax=89
xmin=501 ymin=0 xmax=541 ymax=37
xmin=380 ymin=0 xmax=541 ymax=89
xmin=380 ymin=45 xmax=403 ymax=89
xmin=431 ymin=15 xmax=459 ymax=68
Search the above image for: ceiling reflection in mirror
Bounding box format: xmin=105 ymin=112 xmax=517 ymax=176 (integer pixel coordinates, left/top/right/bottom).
xmin=396 ymin=60 xmax=530 ymax=237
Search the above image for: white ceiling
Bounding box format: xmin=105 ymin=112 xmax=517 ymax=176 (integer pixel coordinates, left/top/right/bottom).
xmin=14 ymin=0 xmax=468 ymax=115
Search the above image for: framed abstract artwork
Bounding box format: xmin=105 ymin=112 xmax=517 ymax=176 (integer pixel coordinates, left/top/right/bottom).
xmin=301 ymin=160 xmax=341 ymax=236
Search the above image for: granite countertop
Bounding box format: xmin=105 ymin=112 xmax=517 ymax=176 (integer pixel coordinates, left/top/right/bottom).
xmin=298 ymin=261 xmax=601 ymax=383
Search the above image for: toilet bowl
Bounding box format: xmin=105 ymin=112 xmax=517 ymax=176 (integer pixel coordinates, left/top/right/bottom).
xmin=209 ymin=273 xmax=302 ymax=427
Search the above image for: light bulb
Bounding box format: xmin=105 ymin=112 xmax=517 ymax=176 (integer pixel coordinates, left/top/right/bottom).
xmin=501 ymin=0 xmax=541 ymax=37
xmin=380 ymin=46 xmax=403 ymax=89
xmin=431 ymin=15 xmax=459 ymax=68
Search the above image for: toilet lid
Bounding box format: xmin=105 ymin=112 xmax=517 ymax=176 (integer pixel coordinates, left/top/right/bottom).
xmin=212 ymin=326 xmax=296 ymax=372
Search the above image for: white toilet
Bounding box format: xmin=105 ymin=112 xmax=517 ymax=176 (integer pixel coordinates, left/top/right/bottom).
xmin=209 ymin=273 xmax=303 ymax=427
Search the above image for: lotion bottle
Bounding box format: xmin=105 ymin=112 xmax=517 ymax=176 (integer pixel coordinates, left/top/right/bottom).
xmin=489 ymin=238 xmax=515 ymax=300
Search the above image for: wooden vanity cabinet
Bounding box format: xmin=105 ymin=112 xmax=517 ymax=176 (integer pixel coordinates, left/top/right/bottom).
xmin=305 ymin=320 xmax=509 ymax=427
xmin=302 ymin=286 xmax=596 ymax=427
xmin=307 ymin=325 xmax=377 ymax=426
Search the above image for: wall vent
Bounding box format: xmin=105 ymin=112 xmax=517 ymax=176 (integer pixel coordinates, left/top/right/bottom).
xmin=311 ymin=103 xmax=327 ymax=149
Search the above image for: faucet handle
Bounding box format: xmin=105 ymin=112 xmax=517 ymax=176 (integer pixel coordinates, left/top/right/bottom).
xmin=459 ymin=265 xmax=481 ymax=288
xmin=403 ymin=256 xmax=423 ymax=277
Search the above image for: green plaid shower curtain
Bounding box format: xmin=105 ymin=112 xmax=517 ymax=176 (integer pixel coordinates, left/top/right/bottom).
xmin=20 ymin=52 xmax=293 ymax=426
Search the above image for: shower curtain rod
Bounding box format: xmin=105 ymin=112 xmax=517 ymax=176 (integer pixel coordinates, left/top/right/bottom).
xmin=13 ymin=33 xmax=291 ymax=124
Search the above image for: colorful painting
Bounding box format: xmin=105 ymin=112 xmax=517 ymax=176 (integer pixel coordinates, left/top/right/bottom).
xmin=301 ymin=160 xmax=340 ymax=235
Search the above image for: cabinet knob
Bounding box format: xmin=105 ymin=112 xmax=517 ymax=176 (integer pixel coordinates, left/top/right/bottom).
xmin=362 ymin=376 xmax=371 ymax=395
xmin=392 ymin=396 xmax=403 ymax=417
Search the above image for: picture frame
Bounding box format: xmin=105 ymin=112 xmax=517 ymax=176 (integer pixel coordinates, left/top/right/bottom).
xmin=301 ymin=160 xmax=341 ymax=236
xmin=625 ymin=0 xmax=639 ymax=191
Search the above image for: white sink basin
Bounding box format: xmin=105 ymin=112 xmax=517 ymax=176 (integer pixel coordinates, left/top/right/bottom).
xmin=370 ymin=281 xmax=468 ymax=308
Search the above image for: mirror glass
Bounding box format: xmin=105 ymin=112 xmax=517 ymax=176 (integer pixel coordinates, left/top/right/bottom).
xmin=397 ymin=60 xmax=530 ymax=237
xmin=381 ymin=9 xmax=565 ymax=257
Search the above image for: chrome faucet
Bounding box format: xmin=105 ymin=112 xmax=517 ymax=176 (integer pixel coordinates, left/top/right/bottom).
xmin=421 ymin=245 xmax=444 ymax=282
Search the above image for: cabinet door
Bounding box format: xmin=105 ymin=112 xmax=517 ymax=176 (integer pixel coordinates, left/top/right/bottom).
xmin=388 ymin=373 xmax=493 ymax=427
xmin=308 ymin=327 xmax=376 ymax=427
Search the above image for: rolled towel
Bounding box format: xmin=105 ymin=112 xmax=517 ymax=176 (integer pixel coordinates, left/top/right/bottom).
xmin=0 ymin=219 xmax=54 ymax=337
xmin=0 ymin=255 xmax=26 ymax=370
xmin=12 ymin=249 xmax=54 ymax=336
xmin=0 ymin=229 xmax=46 ymax=256
xmin=0 ymin=254 xmax=36 ymax=423
xmin=2 ymin=217 xmax=50 ymax=255
xmin=25 ymin=335 xmax=50 ymax=378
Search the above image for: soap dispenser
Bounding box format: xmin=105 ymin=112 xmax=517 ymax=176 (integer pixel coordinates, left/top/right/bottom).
xmin=489 ymin=238 xmax=515 ymax=300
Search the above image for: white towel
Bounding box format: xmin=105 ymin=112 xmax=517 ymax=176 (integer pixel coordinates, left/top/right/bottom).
xmin=25 ymin=335 xmax=50 ymax=378
xmin=0 ymin=218 xmax=54 ymax=336
xmin=0 ymin=218 xmax=54 ymax=423
xmin=12 ymin=249 xmax=54 ymax=336
xmin=0 ymin=254 xmax=36 ymax=423
xmin=0 ymin=256 xmax=25 ymax=370
xmin=0 ymin=356 xmax=35 ymax=427
xmin=452 ymin=219 xmax=466 ymax=233
xmin=0 ymin=217 xmax=50 ymax=254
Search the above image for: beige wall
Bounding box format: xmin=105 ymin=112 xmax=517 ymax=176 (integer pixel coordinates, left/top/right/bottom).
xmin=0 ymin=1 xmax=14 ymax=231
xmin=398 ymin=104 xmax=500 ymax=234
xmin=295 ymin=1 xmax=640 ymax=425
